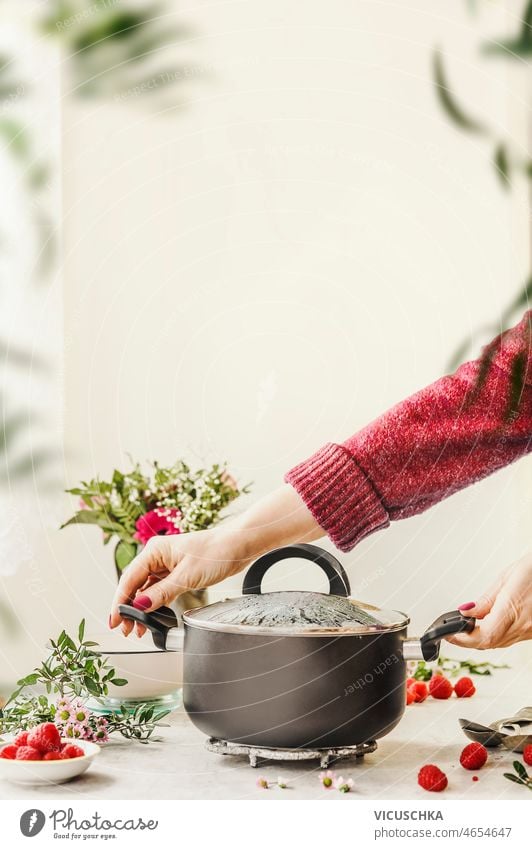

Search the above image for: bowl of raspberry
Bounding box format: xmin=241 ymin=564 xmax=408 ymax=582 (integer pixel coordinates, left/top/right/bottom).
xmin=0 ymin=723 xmax=100 ymax=784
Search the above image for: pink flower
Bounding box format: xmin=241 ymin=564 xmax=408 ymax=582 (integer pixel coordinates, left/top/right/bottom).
xmin=90 ymin=718 xmax=110 ymax=744
xmin=133 ymin=508 xmax=182 ymax=544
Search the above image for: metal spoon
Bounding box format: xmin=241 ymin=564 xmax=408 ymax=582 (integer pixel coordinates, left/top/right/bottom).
xmin=458 ymin=718 xmax=507 ymax=748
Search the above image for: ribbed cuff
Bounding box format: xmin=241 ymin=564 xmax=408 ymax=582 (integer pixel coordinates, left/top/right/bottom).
xmin=284 ymin=442 xmax=390 ymax=552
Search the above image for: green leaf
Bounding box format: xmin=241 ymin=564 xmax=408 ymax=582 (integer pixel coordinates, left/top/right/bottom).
xmin=83 ymin=676 xmax=101 ymax=696
xmin=513 ymin=760 xmax=528 ymax=780
xmin=494 ymin=143 xmax=510 ymax=188
xmin=62 ymin=635 xmax=77 ymax=652
xmin=17 ymin=673 xmax=39 ymax=686
xmin=114 ymin=539 xmax=138 ymax=572
xmin=110 ymin=678 xmax=128 ymax=687
xmin=433 ymin=50 xmax=486 ymax=133
xmin=60 ymin=509 xmax=127 ymax=536
xmin=504 ymin=773 xmax=523 ymax=784
xmin=78 ymin=619 xmax=85 ymax=643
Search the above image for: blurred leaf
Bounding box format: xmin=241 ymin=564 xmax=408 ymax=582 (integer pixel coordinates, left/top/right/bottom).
xmin=0 ymin=599 xmax=19 ymax=633
xmin=0 ymin=448 xmax=56 ymax=481
xmin=448 ymin=278 xmax=532 ymax=373
xmin=447 ymin=322 xmax=494 ymax=371
xmin=448 ymin=337 xmax=476 ymax=372
xmin=0 ymin=116 xmax=30 ymax=160
xmin=0 ymin=339 xmax=48 ymax=371
xmin=43 ymin=1 xmax=193 ymax=103
xmin=483 ymin=0 xmax=532 ymax=58
xmin=28 ymin=161 xmax=50 ymax=191
xmin=0 ymin=53 xmax=25 ymax=102
xmin=501 ymin=276 xmax=532 ymax=323
xmin=493 ymin=143 xmax=510 ymax=187
xmin=433 ymin=50 xmax=486 ymax=133
xmin=0 ymin=412 xmax=28 ymax=454
xmin=71 ymin=6 xmax=166 ymax=53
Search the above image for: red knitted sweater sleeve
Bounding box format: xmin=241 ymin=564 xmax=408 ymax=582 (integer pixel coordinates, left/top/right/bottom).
xmin=285 ymin=311 xmax=532 ymax=552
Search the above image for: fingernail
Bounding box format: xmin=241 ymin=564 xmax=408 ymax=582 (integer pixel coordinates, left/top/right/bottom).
xmin=458 ymin=602 xmax=475 ymax=611
xmin=132 ymin=594 xmax=151 ymax=611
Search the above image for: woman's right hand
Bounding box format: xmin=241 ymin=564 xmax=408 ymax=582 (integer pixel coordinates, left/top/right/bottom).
xmin=109 ymin=484 xmax=323 ymax=637
xmin=109 ymin=526 xmax=254 ymax=637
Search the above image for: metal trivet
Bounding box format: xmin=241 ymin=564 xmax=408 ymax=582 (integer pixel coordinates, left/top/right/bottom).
xmin=205 ymin=737 xmax=377 ymax=768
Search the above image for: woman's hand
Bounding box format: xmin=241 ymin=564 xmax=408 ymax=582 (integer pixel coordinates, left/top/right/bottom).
xmin=447 ymin=554 xmax=532 ymax=649
xmin=109 ymin=485 xmax=322 ymax=636
xmin=109 ymin=527 xmax=253 ymax=636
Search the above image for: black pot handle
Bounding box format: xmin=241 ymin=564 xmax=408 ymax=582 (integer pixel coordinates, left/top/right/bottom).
xmin=242 ymin=543 xmax=351 ymax=597
xmin=420 ymin=610 xmax=476 ymax=662
xmin=118 ymin=604 xmax=178 ymax=650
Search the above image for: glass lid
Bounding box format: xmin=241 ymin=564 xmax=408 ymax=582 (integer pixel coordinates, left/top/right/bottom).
xmin=183 ymin=544 xmax=409 ymax=636
xmin=183 ymin=591 xmax=409 ymax=635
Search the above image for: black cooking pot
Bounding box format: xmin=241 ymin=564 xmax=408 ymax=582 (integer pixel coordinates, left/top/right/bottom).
xmin=119 ymin=543 xmax=474 ymax=749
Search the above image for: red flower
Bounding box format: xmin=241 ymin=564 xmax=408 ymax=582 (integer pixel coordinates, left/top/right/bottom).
xmin=134 ymin=508 xmax=182 ymax=544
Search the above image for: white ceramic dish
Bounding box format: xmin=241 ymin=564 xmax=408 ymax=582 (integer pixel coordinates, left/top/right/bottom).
xmin=90 ymin=629 xmax=183 ymax=700
xmin=0 ymin=739 xmax=100 ymax=784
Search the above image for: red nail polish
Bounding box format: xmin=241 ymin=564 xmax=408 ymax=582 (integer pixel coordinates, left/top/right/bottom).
xmin=132 ymin=595 xmax=151 ymax=611
xmin=458 ymin=602 xmax=475 ymax=611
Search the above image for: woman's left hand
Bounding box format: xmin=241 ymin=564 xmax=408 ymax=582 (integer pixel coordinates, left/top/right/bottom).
xmin=447 ymin=554 xmax=532 ymax=649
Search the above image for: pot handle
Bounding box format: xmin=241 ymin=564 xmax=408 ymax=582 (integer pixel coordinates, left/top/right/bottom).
xmin=118 ymin=604 xmax=179 ymax=650
xmin=419 ymin=610 xmax=476 ymax=662
xmin=242 ymin=543 xmax=351 ymax=597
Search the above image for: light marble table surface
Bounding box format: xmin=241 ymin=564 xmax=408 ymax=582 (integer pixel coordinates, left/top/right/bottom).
xmin=1 ymin=668 xmax=530 ymax=801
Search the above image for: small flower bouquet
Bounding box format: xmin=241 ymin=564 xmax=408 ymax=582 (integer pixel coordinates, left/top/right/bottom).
xmin=62 ymin=459 xmax=246 ymax=573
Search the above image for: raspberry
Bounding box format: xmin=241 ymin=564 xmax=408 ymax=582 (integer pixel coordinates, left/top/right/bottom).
xmin=61 ymin=744 xmax=85 ymax=759
xmin=0 ymin=744 xmax=18 ymax=759
xmin=27 ymin=722 xmax=61 ymax=754
xmin=406 ymin=687 xmax=416 ymax=705
xmin=13 ymin=731 xmax=29 ymax=747
xmin=410 ymin=681 xmax=428 ymax=703
xmin=523 ymin=745 xmax=532 ymax=767
xmin=406 ymin=677 xmax=416 ymax=687
xmin=418 ymin=764 xmax=448 ymax=792
xmin=15 ymin=746 xmax=42 ymax=761
xmin=429 ymin=674 xmax=453 ymax=700
xmin=43 ymin=751 xmax=66 ymax=761
xmin=460 ymin=742 xmax=488 ymax=770
xmin=454 ymin=677 xmax=476 ymax=698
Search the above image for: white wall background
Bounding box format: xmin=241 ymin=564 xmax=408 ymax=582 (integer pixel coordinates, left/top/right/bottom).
xmin=2 ymin=0 xmax=531 ymax=681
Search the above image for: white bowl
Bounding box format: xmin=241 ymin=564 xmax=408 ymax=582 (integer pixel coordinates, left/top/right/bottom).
xmin=0 ymin=739 xmax=100 ymax=785
xmin=91 ymin=630 xmax=182 ymax=700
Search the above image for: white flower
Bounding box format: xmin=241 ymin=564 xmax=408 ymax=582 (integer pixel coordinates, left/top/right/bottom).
xmin=335 ymin=776 xmax=354 ymax=793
